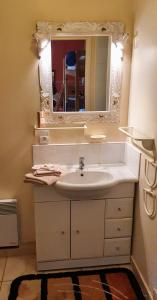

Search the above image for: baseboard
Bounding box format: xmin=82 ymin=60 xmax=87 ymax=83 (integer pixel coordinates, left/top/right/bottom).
xmin=0 ymin=242 xmax=35 ymax=257
xmin=131 ymin=256 xmax=153 ymax=300
xmin=37 ymin=256 xmax=130 ymax=272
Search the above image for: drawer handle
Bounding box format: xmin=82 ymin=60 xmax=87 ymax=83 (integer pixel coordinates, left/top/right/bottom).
xmin=116 ymin=246 xmax=120 ymax=251
xmin=76 ymin=230 xmax=80 ymax=234
xmin=118 ymin=207 xmax=121 ymax=211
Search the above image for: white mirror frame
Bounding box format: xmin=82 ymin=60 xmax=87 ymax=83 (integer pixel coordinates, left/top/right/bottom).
xmin=34 ymin=21 xmax=127 ymax=125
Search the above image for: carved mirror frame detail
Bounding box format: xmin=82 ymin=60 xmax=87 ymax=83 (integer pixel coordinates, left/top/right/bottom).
xmin=34 ymin=21 xmax=127 ymax=125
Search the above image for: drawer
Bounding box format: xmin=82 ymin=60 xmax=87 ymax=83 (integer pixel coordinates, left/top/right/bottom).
xmin=105 ymin=218 xmax=132 ymax=238
xmin=106 ymin=198 xmax=133 ymax=219
xmin=104 ymin=237 xmax=131 ymax=257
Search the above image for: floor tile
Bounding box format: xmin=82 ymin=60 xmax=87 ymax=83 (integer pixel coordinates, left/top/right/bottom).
xmin=3 ymin=255 xmax=36 ymax=281
xmin=0 ymin=257 xmax=6 ymax=281
xmin=0 ymin=281 xmax=11 ymax=300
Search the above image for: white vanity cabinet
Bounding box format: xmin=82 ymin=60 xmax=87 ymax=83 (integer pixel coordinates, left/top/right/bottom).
xmin=34 ymin=182 xmax=135 ymax=271
xmin=32 ymin=142 xmax=141 ymax=271
xmin=71 ymin=200 xmax=105 ymax=259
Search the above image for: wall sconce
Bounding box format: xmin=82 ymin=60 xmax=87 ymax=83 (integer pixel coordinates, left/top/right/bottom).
xmin=39 ymin=39 xmax=49 ymax=50
xmin=111 ymin=43 xmax=123 ymax=68
xmin=32 ymin=34 xmax=49 ymax=59
xmin=116 ymin=33 xmax=129 ymax=60
xmin=37 ymin=39 xmax=49 ymax=59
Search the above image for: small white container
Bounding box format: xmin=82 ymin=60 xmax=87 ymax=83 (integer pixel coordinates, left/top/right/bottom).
xmin=90 ymin=134 xmax=106 ymax=143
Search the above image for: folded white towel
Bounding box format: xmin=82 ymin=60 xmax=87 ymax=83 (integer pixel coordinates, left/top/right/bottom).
xmin=25 ymin=164 xmax=67 ymax=185
xmin=33 ymin=169 xmax=61 ymax=177
xmin=24 ymin=173 xmax=62 ymax=185
xmin=32 ymin=164 xmax=63 ymax=172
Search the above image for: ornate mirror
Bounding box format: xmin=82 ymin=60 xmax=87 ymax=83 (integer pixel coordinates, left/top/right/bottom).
xmin=34 ymin=21 xmax=128 ymax=125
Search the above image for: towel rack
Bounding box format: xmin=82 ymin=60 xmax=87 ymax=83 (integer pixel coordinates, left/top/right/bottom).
xmin=143 ymin=188 xmax=157 ymax=219
xmin=119 ymin=127 xmax=155 ymax=161
xmin=144 ymin=158 xmax=157 ymax=189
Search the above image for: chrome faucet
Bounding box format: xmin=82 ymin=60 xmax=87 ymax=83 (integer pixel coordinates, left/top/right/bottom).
xmin=79 ymin=156 xmax=85 ymax=172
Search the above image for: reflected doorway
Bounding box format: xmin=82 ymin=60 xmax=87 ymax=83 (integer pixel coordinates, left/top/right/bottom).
xmin=52 ymin=40 xmax=86 ymax=112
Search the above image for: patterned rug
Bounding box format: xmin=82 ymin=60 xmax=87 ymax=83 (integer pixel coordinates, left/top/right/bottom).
xmin=8 ymin=268 xmax=145 ymax=300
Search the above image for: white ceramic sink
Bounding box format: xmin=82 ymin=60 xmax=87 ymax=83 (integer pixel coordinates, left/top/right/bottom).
xmin=55 ymin=170 xmax=116 ymax=199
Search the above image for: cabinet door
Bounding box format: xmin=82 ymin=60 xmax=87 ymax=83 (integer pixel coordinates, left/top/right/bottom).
xmin=71 ymin=200 xmax=105 ymax=259
xmin=35 ymin=201 xmax=70 ymax=262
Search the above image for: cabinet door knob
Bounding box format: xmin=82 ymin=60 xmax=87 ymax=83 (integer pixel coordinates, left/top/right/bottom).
xmin=116 ymin=246 xmax=120 ymax=251
xmin=76 ymin=230 xmax=80 ymax=234
xmin=118 ymin=207 xmax=121 ymax=211
xmin=117 ymin=227 xmax=121 ymax=231
xmin=61 ymin=231 xmax=65 ymax=235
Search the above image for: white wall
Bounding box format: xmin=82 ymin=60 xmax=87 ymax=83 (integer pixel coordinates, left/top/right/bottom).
xmin=129 ymin=0 xmax=157 ymax=295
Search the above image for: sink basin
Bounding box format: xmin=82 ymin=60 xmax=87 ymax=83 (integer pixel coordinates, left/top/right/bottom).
xmin=56 ymin=170 xmax=114 ymax=187
xmin=55 ymin=170 xmax=116 ymax=199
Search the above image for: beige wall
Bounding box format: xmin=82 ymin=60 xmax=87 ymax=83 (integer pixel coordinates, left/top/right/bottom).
xmin=0 ymin=0 xmax=133 ymax=244
xmin=129 ymin=0 xmax=157 ymax=295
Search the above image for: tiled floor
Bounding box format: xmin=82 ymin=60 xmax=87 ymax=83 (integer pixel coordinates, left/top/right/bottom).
xmin=0 ymin=255 xmax=132 ymax=300
xmin=0 ymin=255 xmax=36 ymax=300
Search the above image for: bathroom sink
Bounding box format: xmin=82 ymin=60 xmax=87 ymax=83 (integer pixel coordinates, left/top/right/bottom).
xmin=55 ymin=170 xmax=116 ymax=199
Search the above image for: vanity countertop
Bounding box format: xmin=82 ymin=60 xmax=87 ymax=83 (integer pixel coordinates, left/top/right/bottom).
xmin=33 ymin=163 xmax=139 ymax=184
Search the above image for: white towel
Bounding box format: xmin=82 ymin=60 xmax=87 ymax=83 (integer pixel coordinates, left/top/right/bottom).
xmin=24 ymin=173 xmax=62 ymax=185
xmin=24 ymin=164 xmax=67 ymax=185
xmin=32 ymin=164 xmax=63 ymax=172
xmin=33 ymin=169 xmax=61 ymax=176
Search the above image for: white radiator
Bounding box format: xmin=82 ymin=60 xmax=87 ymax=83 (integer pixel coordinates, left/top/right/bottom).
xmin=0 ymin=199 xmax=19 ymax=247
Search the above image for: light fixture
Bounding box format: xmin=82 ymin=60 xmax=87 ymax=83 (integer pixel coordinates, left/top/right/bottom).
xmin=111 ymin=42 xmax=123 ymax=66
xmin=32 ymin=33 xmax=49 ymax=59
xmin=113 ymin=32 xmax=129 ymax=61
xmin=39 ymin=39 xmax=49 ymax=50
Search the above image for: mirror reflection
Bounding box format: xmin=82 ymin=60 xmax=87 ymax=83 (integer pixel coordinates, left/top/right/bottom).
xmin=51 ymin=36 xmax=111 ymax=112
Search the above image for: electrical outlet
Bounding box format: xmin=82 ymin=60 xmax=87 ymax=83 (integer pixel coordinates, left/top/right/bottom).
xmin=39 ymin=136 xmax=49 ymax=144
